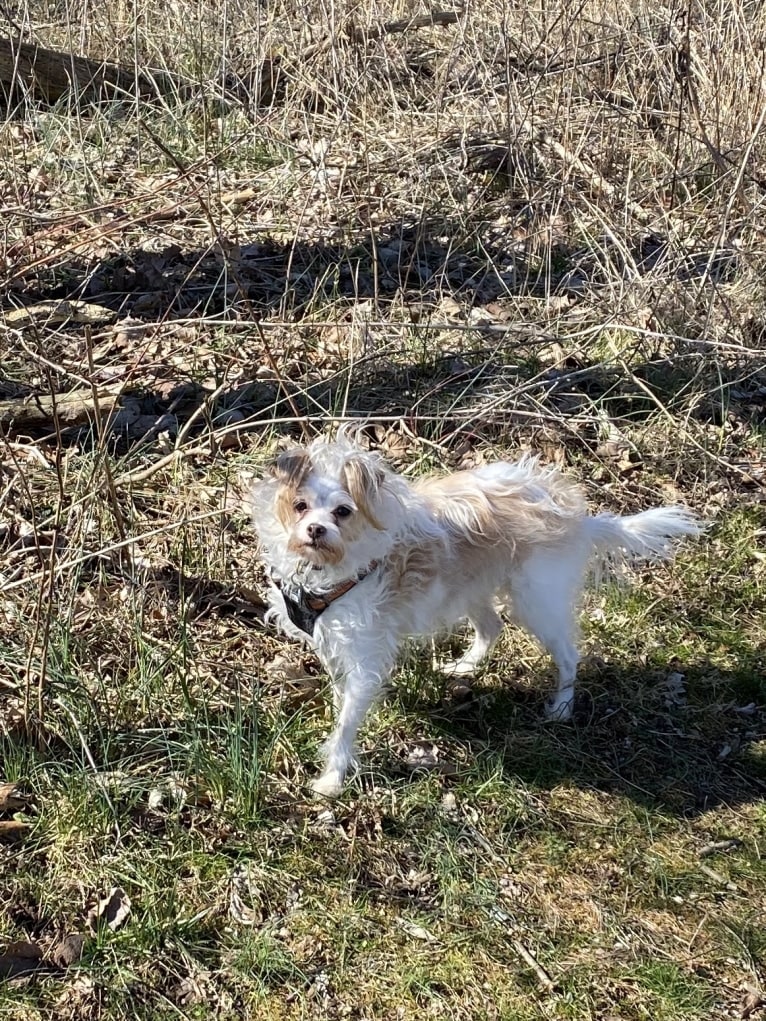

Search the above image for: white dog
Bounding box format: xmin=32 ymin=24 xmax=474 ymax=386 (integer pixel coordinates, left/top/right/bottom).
xmin=251 ymin=433 xmax=701 ymax=797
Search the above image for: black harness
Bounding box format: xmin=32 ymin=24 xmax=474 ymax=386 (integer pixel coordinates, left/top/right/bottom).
xmin=273 ymin=561 xmax=379 ymax=636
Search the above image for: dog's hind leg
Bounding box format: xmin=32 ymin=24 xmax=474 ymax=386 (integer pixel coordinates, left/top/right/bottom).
xmin=509 ymin=551 xmax=585 ymax=721
xmin=446 ymin=602 xmax=504 ymax=677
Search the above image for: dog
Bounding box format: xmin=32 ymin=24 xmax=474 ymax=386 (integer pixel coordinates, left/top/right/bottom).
xmin=250 ymin=432 xmax=702 ymax=797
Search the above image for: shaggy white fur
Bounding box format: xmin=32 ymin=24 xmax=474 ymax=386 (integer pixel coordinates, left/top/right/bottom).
xmin=251 ymin=434 xmax=702 ymax=798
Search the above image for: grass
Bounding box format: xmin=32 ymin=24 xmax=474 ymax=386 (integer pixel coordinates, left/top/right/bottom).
xmin=1 ymin=0 xmax=766 ymax=1017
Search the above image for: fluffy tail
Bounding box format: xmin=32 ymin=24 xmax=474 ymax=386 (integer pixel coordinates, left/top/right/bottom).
xmin=585 ymin=506 xmax=703 ymax=569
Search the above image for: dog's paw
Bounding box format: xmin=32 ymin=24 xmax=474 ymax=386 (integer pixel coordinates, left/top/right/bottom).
xmin=310 ymin=769 xmax=345 ymax=799
xmin=544 ymin=694 xmax=574 ymax=722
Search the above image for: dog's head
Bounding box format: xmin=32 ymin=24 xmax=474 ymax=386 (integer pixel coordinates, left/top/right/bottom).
xmin=252 ymin=435 xmax=393 ymax=571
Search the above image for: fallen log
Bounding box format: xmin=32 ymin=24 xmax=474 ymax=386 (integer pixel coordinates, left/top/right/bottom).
xmin=0 ymin=390 xmax=120 ymax=429
xmin=0 ymin=36 xmax=185 ymax=104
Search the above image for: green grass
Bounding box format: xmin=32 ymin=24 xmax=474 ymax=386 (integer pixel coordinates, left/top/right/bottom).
xmin=4 ymin=509 xmax=764 ymax=1016
xmin=1 ymin=471 xmax=763 ymax=1019
xmin=627 ymin=962 xmax=715 ymax=1020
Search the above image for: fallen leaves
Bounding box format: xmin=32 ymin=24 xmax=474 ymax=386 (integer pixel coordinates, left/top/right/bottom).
xmin=0 ymin=941 xmax=47 ymax=979
xmin=2 ymin=300 xmax=115 ymax=329
xmin=0 ymin=934 xmax=85 ymax=981
xmin=0 ymin=781 xmax=32 ymax=842
xmin=87 ymin=887 xmax=132 ymax=935
xmin=0 ymin=886 xmax=132 ymax=985
xmin=663 ymin=670 xmax=687 ymax=708
xmin=228 ymin=865 xmax=264 ymax=926
xmin=50 ymin=934 xmax=86 ymax=968
xmin=0 ymin=819 xmax=32 ymax=842
xmin=395 ymin=917 xmax=437 ymax=942
xmin=741 ymin=985 xmax=766 ymax=1019
xmin=402 ymin=739 xmax=458 ymax=776
xmin=266 ymin=654 xmax=322 ymax=705
xmin=0 ymin=782 xmax=29 ymax=811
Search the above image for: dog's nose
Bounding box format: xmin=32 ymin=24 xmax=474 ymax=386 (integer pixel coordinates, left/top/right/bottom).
xmin=307 ymin=523 xmax=326 ymax=540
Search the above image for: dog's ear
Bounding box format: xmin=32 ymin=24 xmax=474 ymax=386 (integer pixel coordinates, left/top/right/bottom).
xmin=270 ymin=448 xmax=310 ymax=488
xmin=343 ymin=456 xmax=386 ymax=529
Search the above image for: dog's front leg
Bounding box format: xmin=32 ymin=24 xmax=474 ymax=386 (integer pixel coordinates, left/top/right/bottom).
xmin=311 ymin=642 xmax=394 ymax=798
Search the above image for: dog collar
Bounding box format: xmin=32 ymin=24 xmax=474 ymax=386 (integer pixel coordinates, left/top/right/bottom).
xmin=273 ymin=561 xmax=379 ymax=636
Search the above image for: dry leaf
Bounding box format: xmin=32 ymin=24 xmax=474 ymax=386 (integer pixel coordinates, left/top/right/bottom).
xmin=173 ymin=971 xmax=213 ymax=1007
xmin=664 ymin=671 xmax=687 ymax=707
xmin=0 ymin=819 xmax=31 ymax=842
xmin=0 ymin=783 xmax=28 ymax=812
xmin=699 ymin=838 xmax=742 ymax=858
xmin=87 ymin=887 xmax=132 ymax=934
xmin=1 ymin=941 xmax=43 ymax=961
xmin=0 ymin=941 xmax=47 ymax=979
xmin=54 ymin=974 xmax=96 ymax=1011
xmin=740 ymin=985 xmax=766 ymax=1019
xmin=51 ymin=934 xmax=86 ymax=968
xmin=228 ymin=865 xmax=263 ymax=926
xmin=269 ymin=655 xmax=313 ymax=682
xmin=593 ymin=409 xmax=639 ymax=470
xmin=441 ymin=791 xmax=459 ymax=818
xmin=268 ymin=655 xmax=321 ymax=704
xmin=378 ymin=428 xmax=414 ymax=465
xmin=396 ymin=918 xmax=436 ymax=942
xmin=312 ymin=808 xmax=338 ymax=832
xmin=445 ymin=678 xmax=473 ymax=701
xmin=405 ymin=740 xmax=441 ymax=770
xmin=404 ymin=740 xmax=457 ymax=774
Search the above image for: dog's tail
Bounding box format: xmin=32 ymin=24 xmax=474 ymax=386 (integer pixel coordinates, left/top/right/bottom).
xmin=585 ymin=506 xmax=703 ymax=572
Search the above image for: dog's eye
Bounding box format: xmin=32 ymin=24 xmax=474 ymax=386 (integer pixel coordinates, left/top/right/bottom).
xmin=293 ymin=500 xmax=308 ymax=514
xmin=335 ymin=505 xmax=352 ymax=519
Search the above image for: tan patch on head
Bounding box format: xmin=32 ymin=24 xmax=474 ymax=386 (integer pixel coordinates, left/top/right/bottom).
xmin=342 ymin=457 xmax=385 ymax=530
xmin=271 ymin=449 xmax=311 ymax=532
xmin=272 ymin=449 xmax=310 ymax=488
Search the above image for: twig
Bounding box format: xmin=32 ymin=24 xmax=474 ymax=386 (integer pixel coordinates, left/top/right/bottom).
xmin=347 ymin=9 xmax=461 ymax=43
xmin=0 ymin=389 xmax=121 ymax=428
xmin=0 ymin=35 xmax=184 ymax=104
xmin=84 ymin=326 xmax=127 ymax=540
xmin=699 ymin=838 xmax=742 ymax=858
xmin=113 ymin=444 xmax=210 ymax=488
xmin=111 ymin=395 xmax=600 ymax=490
xmin=137 ymin=124 xmax=312 ymax=443
xmin=537 ymin=128 xmax=655 ymax=225
xmin=1 ymin=145 xmax=257 ymax=287
xmin=618 ymin=358 xmax=764 ymax=485
xmin=674 ymin=32 xmax=748 ymax=205
xmin=511 ymin=938 xmax=557 ymax=994
xmin=301 ymin=8 xmax=462 ymax=60
xmin=488 ymin=907 xmax=557 ymax=993
xmin=9 ymin=330 xmax=93 ymax=386
xmin=0 ymin=508 xmax=228 ymax=595
xmin=253 ymin=320 xmax=310 ymax=439
xmin=35 ymin=364 xmax=68 ymax=721
xmin=173 ymin=377 xmax=234 ymax=451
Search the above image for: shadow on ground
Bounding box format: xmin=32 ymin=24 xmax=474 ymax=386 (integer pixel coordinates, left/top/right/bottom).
xmin=382 ymin=656 xmax=766 ymax=817
xmin=9 ymin=216 xmax=566 ymax=317
xmin=3 ymin=214 xmax=763 ymax=455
